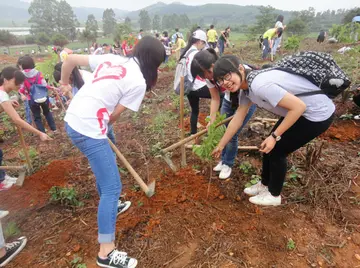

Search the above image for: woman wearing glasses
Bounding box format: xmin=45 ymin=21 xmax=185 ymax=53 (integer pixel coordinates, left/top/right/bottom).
xmin=191 ymin=49 xmax=256 ymax=179
xmin=211 ymin=55 xmax=335 ymax=206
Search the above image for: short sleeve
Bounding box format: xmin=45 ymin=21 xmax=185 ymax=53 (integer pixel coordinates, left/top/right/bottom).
xmin=119 ymin=85 xmax=146 ymax=112
xmin=238 ymin=90 xmax=251 ymax=106
xmin=253 ymin=83 xmax=287 ymax=108
xmin=89 ymin=54 xmax=117 ymax=72
xmin=206 ymin=79 xmax=215 ymax=88
xmin=0 ymin=91 xmax=10 ymax=104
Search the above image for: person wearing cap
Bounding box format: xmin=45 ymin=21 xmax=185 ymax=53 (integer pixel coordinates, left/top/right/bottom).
xmin=178 ymin=29 xmax=210 ymax=135
xmin=262 ymin=27 xmax=283 ymax=60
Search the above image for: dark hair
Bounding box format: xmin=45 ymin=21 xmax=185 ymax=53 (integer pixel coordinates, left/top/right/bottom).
xmin=140 ymin=29 xmax=143 ymax=32
xmin=16 ymin=56 xmax=24 ymax=69
xmin=103 ymin=43 xmax=108 ymax=47
xmin=0 ymin=66 xmax=25 ymax=86
xmin=276 ymin=15 xmax=284 ymax=23
xmin=210 ymin=25 xmax=214 ymax=29
xmin=163 ymin=31 xmax=168 ymax=37
xmin=225 ymin=26 xmax=230 ymax=31
xmin=179 ymin=35 xmax=201 ymax=61
xmin=175 ymin=28 xmax=179 ymax=32
xmin=191 ymin=48 xmax=218 ymax=79
xmin=276 ymin=27 xmax=283 ymax=38
xmin=214 ymin=55 xmax=253 ymax=109
xmin=197 ymin=26 xmax=201 ymax=29
xmin=20 ymin=56 xmax=35 ymax=70
xmin=53 ymin=62 xmax=84 ymax=90
xmin=131 ymin=36 xmax=165 ymax=91
xmin=155 ymin=33 xmax=159 ymax=38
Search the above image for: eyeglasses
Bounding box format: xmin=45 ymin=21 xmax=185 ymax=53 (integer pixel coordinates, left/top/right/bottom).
xmin=216 ymin=73 xmax=232 ymax=86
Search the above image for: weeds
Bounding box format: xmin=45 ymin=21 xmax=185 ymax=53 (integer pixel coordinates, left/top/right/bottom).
xmin=284 ymin=36 xmax=301 ymax=52
xmin=49 ymin=186 xmax=83 ymax=208
xmin=245 ymin=175 xmax=261 ymax=188
xmin=150 ymin=142 xmax=163 ymax=156
xmin=287 ymin=238 xmax=296 ymax=251
xmin=239 ymin=161 xmax=254 ymax=175
xmin=146 ymin=111 xmax=177 ymax=139
xmin=19 ymin=147 xmax=38 ymax=161
xmin=4 ymin=222 xmax=20 ymax=238
xmin=71 ymin=256 xmax=87 ymax=268
xmin=288 ymin=166 xmax=302 ymax=181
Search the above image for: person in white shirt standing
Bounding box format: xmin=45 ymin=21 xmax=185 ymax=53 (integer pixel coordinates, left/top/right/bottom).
xmin=271 ymin=15 xmax=286 ymax=58
xmin=59 ymin=36 xmax=165 ymax=268
xmin=179 ymin=29 xmax=211 ymax=135
xmin=137 ymin=29 xmax=143 ymax=40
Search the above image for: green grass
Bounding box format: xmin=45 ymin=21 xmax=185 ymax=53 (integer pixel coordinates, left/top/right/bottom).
xmin=0 ymin=37 xmax=114 ymax=56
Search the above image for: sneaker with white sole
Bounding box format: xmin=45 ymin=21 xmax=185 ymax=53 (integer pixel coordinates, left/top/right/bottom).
xmin=96 ymin=250 xmax=138 ymax=268
xmin=249 ymin=190 xmax=281 ymax=206
xmin=0 ymin=210 xmax=9 ymax=219
xmin=4 ymin=174 xmax=17 ymax=184
xmin=0 ymin=236 xmax=28 ymax=267
xmin=117 ymin=200 xmax=131 ymax=216
xmin=244 ymin=181 xmax=268 ymax=196
xmin=213 ymin=161 xmax=224 ymax=172
xmin=0 ymin=180 xmax=13 ymax=191
xmin=219 ymin=165 xmax=232 ymax=179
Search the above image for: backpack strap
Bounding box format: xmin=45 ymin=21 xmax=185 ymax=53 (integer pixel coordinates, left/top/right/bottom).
xmin=295 ymin=90 xmax=324 ymax=97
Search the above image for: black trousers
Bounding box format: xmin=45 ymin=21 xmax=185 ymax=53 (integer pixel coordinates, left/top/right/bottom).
xmin=262 ymin=114 xmax=334 ymax=196
xmin=187 ymin=86 xmax=212 ymax=134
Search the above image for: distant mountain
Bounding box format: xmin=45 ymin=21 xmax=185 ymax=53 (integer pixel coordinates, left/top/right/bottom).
xmin=0 ymin=0 xmax=299 ymax=27
xmin=126 ymin=2 xmax=293 ymax=25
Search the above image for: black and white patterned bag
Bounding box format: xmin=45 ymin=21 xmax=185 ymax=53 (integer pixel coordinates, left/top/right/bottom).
xmin=247 ymin=51 xmax=351 ymax=98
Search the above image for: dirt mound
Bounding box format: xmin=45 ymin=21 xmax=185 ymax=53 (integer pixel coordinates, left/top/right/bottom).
xmin=322 ymin=120 xmax=360 ymax=142
xmin=182 ymin=113 xmax=208 ymax=131
xmin=0 ymin=159 xmax=75 ymax=211
xmin=121 ymin=167 xmax=221 ymax=237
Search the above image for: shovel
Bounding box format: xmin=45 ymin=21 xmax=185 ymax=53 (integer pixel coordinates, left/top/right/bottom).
xmin=0 ymin=165 xmax=27 ymax=186
xmin=107 ymin=138 xmax=156 ymax=198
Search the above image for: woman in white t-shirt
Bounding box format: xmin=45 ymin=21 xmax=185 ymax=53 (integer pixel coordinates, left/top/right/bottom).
xmin=59 ymin=36 xmax=165 ymax=268
xmin=191 ymin=49 xmax=256 ymax=179
xmin=211 ymin=55 xmax=335 ymax=207
xmin=0 ymin=67 xmax=51 ymax=190
xmin=180 ymin=29 xmax=212 ymax=135
xmin=271 ymin=15 xmax=286 ymax=57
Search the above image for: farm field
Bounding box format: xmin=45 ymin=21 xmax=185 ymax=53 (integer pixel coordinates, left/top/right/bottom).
xmin=0 ymin=38 xmax=359 ymax=268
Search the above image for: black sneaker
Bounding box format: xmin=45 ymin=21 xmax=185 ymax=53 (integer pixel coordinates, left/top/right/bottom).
xmin=0 ymin=236 xmax=27 ymax=267
xmin=96 ymin=250 xmax=138 ymax=268
xmin=117 ymin=200 xmax=131 ymax=216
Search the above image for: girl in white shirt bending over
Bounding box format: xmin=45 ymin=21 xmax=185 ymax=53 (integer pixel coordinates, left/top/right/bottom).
xmin=59 ymin=36 xmax=165 ymax=268
xmin=212 ymin=55 xmax=334 ymax=207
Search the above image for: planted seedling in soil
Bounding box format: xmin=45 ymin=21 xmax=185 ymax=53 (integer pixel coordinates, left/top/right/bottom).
xmin=245 ymin=175 xmax=261 ymax=188
xmin=193 ymin=113 xmax=226 ymax=198
xmin=239 ymin=161 xmax=254 ymax=175
xmin=71 ymin=256 xmax=87 ymax=268
xmin=49 ymin=186 xmax=84 ymax=208
xmin=286 ymin=238 xmax=296 ymax=251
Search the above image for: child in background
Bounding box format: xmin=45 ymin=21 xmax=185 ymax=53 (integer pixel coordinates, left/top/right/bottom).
xmin=19 ymin=56 xmax=57 ymax=133
xmin=16 ymin=57 xmax=32 ymax=124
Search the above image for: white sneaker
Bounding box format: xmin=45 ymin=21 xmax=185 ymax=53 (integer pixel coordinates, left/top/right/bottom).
xmin=4 ymin=174 xmax=18 ymax=184
xmin=354 ymin=115 xmax=360 ymax=120
xmin=219 ymin=165 xmax=232 ymax=179
xmin=249 ymin=190 xmax=281 ymax=206
xmin=0 ymin=210 xmax=9 ymax=219
xmin=244 ymin=182 xmax=268 ymax=196
xmin=0 ymin=180 xmax=13 ymax=191
xmin=213 ymin=161 xmax=223 ymax=172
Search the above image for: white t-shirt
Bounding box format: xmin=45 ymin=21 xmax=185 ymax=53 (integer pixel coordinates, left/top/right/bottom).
xmin=0 ymin=90 xmax=10 ymax=104
xmin=275 ymin=21 xmax=284 ymax=29
xmin=186 ymin=46 xmax=207 ymax=91
xmin=240 ymin=70 xmax=335 ymax=122
xmin=65 ymin=55 xmax=147 ymax=139
xmin=93 ymin=47 xmax=104 ymax=55
xmin=206 ymin=79 xmax=230 ymax=101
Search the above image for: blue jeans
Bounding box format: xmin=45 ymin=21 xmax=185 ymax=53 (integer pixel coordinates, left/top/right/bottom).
xmin=271 ymin=36 xmax=282 ymax=55
xmin=107 ymin=125 xmax=116 ymax=145
xmin=65 ymin=123 xmax=121 ymax=243
xmin=24 ymin=100 xmax=32 ymax=124
xmin=262 ymin=39 xmax=271 ymax=59
xmin=221 ymin=99 xmax=256 ymax=167
xmin=30 ymin=99 xmax=56 ymax=133
xmin=219 ymin=39 xmax=225 ymax=56
xmin=0 ymin=149 xmax=4 ymax=182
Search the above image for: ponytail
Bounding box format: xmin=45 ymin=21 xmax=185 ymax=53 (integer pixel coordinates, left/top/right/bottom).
xmin=179 ymin=37 xmax=200 ymax=61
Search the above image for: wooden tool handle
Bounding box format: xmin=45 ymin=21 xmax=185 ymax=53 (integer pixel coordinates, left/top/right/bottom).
xmin=17 ymin=127 xmax=32 ymax=171
xmin=0 ymin=166 xmax=26 ymax=171
xmin=107 ymin=138 xmax=150 ymax=192
xmin=162 ymin=116 xmax=234 ymax=154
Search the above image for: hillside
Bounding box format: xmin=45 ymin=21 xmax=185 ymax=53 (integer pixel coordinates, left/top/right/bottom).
xmin=127 ymin=3 xmax=293 ymax=25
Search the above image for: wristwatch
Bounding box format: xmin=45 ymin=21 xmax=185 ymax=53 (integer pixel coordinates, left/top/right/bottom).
xmin=271 ymin=132 xmax=281 ymax=142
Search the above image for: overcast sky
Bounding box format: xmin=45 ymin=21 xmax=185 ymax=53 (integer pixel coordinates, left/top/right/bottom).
xmin=55 ymin=0 xmax=359 ymax=12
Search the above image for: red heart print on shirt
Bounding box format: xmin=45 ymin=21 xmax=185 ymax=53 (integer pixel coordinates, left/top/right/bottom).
xmin=97 ymin=108 xmax=110 ymax=134
xmin=93 ymin=61 xmax=127 ymax=83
